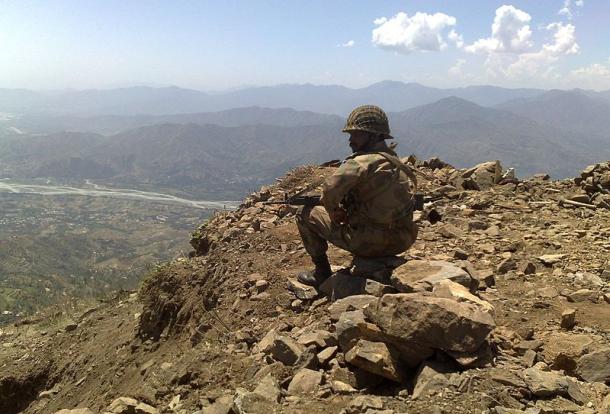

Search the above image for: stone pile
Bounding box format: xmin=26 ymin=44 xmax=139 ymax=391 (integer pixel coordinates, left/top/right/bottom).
xmin=572 ymin=161 xmax=610 ymax=209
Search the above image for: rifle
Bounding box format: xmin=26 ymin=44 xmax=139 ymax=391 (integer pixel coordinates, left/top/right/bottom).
xmin=263 ymin=193 xmax=321 ymax=206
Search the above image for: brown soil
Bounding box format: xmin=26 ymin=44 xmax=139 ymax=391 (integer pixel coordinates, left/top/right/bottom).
xmin=1 ymin=164 xmax=609 ymax=414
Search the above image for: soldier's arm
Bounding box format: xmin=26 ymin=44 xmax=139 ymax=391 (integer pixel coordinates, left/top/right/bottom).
xmin=321 ymin=158 xmax=365 ymax=219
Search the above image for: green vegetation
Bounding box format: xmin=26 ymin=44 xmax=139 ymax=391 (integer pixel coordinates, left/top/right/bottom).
xmin=0 ymin=193 xmax=214 ymax=324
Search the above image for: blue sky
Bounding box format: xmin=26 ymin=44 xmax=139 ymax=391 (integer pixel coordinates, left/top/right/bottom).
xmin=1 ymin=0 xmax=609 ymax=90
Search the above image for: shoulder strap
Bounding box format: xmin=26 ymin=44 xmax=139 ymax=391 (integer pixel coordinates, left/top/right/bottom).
xmin=373 ymin=152 xmax=418 ymax=195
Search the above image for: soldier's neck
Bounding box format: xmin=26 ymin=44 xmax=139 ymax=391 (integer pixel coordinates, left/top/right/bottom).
xmin=357 ymin=140 xmax=392 ymax=154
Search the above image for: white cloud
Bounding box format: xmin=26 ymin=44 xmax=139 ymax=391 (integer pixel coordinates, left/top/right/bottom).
xmin=338 ymin=40 xmax=355 ymax=48
xmin=448 ymin=29 xmax=464 ymax=48
xmin=558 ymin=0 xmax=584 ymax=20
xmin=465 ymin=5 xmax=533 ymax=54
xmin=372 ymin=11 xmax=458 ymax=54
xmin=448 ymin=59 xmax=466 ymax=76
xmin=506 ymin=22 xmax=579 ymax=77
xmin=571 ymin=63 xmax=610 ymax=78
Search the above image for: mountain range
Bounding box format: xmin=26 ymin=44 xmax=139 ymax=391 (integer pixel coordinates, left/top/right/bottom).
xmin=5 ymin=81 xmax=609 ymax=116
xmin=2 ymin=88 xmax=609 ymax=198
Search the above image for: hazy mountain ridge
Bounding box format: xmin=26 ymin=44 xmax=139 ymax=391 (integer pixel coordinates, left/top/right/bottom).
xmin=2 ymin=97 xmax=609 ymax=197
xmin=0 ymin=82 xmax=559 ymax=116
xmin=391 ymin=97 xmax=595 ymax=176
xmin=497 ymin=90 xmax=610 ymax=149
xmin=11 ymin=107 xmax=343 ymax=136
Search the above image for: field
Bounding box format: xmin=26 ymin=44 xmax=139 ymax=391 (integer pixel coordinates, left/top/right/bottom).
xmin=0 ymin=192 xmax=216 ymax=322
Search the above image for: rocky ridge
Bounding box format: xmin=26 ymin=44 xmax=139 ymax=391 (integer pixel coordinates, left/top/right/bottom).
xmin=1 ymin=159 xmax=609 ymax=414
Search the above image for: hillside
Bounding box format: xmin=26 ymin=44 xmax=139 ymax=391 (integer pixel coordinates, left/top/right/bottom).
xmin=497 ymin=90 xmax=610 ymax=148
xmin=391 ymin=97 xmax=597 ymax=177
xmin=1 ymin=159 xmax=609 ymax=413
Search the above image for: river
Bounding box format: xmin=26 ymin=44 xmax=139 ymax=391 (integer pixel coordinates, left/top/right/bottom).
xmin=0 ymin=179 xmax=239 ymax=210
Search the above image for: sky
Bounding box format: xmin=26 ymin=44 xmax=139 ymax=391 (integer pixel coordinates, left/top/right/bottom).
xmin=1 ymin=0 xmax=609 ymax=91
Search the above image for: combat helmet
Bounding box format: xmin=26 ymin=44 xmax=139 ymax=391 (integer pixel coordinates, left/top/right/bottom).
xmin=342 ymin=105 xmax=392 ymax=138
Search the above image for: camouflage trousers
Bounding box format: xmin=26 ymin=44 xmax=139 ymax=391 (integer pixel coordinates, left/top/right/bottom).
xmin=296 ymin=206 xmax=418 ymax=259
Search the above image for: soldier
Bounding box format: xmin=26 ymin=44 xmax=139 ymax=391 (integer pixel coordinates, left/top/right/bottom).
xmin=297 ymin=105 xmax=418 ymax=287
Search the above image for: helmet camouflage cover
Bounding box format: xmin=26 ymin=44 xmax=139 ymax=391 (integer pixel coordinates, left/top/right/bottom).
xmin=342 ymin=105 xmax=392 ymax=138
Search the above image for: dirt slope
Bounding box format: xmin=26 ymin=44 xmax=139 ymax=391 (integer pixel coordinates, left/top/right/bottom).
xmin=1 ymin=161 xmax=609 ymax=414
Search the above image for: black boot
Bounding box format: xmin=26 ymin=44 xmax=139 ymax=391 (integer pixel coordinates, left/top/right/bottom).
xmin=297 ymin=255 xmax=332 ymax=287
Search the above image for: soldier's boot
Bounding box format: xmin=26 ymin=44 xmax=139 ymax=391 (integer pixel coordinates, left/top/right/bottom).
xmin=297 ymin=255 xmax=332 ymax=287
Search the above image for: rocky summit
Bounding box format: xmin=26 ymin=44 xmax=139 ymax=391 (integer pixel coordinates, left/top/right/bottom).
xmin=1 ymin=158 xmax=610 ymax=414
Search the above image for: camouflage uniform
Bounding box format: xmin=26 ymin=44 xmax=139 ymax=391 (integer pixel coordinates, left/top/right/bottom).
xmin=296 ymin=140 xmax=418 ymax=258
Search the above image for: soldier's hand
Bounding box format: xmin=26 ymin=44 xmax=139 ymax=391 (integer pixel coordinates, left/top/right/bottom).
xmin=330 ymin=208 xmax=348 ymax=225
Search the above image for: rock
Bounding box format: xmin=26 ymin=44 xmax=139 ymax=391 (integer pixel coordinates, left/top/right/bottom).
xmin=541 ymin=333 xmax=594 ymax=372
xmin=317 ymin=346 xmax=338 ymax=366
xmin=522 ymin=367 xmax=570 ymax=397
xmin=560 ymin=308 xmax=576 ymax=330
xmin=432 ymin=279 xmax=494 ymax=313
xmin=345 ymin=339 xmax=404 ymax=382
xmin=438 ymin=223 xmax=464 ymax=239
xmin=567 ymin=289 xmax=597 ymax=303
xmin=297 ymin=330 xmax=336 ymax=348
xmin=256 ymin=329 xmax=304 ymax=365
xmin=327 ymin=295 xmax=376 ymax=321
xmin=253 ymin=374 xmax=281 ymax=403
xmin=202 ymin=395 xmax=233 ymax=414
xmin=576 ymin=347 xmax=610 ymax=384
xmin=107 ymin=397 xmax=139 ymax=414
xmin=446 ymin=342 xmax=494 ymax=368
xmin=365 ymin=293 xmax=495 ymax=353
xmin=64 ymin=323 xmax=78 ymax=332
xmin=294 ymin=345 xmax=319 ymax=370
xmin=106 ymin=397 xmax=159 ymax=414
xmin=363 ymin=279 xmax=396 ymax=297
xmin=319 ymin=271 xmax=366 ymax=300
xmin=54 ymin=410 xmax=95 ymax=414
xmin=519 ymin=261 xmax=537 ymax=275
xmin=537 ymin=286 xmax=559 ymax=298
xmin=287 ymin=279 xmax=318 ymax=301
xmin=454 ymin=248 xmax=469 ymax=260
xmin=232 ymin=388 xmax=277 ymax=414
xmin=346 ymin=396 xmax=384 ymax=412
xmin=497 ymin=258 xmax=517 ymax=274
xmin=412 ymin=362 xmax=451 ymax=400
xmin=461 ymin=161 xmax=503 ymax=190
xmin=334 ymin=309 xmax=432 ymax=367
xmin=476 ymin=269 xmax=496 ymax=288
xmin=390 ymin=260 xmax=473 ymax=293
xmin=538 ymin=254 xmax=566 ymax=266
xmin=253 ymin=278 xmax=268 ymax=290
xmin=490 ymin=369 xmax=526 ymax=388
xmin=330 ymin=380 xmax=357 ymax=394
xmin=287 ymin=368 xmax=323 ymax=395
xmin=523 ymin=350 xmax=537 ymax=367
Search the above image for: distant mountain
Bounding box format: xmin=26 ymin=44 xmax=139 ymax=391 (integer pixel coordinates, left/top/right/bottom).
xmin=13 ymin=107 xmax=343 ymax=135
xmin=0 ymin=86 xmax=211 ymax=115
xmin=3 ymin=99 xmax=609 ymax=198
xmin=497 ymin=90 xmax=610 ymax=148
xmin=0 ymin=122 xmax=348 ymax=198
xmin=0 ymin=82 xmax=546 ymax=116
xmin=390 ymin=97 xmax=600 ymax=177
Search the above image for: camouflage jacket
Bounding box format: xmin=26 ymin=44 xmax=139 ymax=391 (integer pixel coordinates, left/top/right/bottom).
xmin=321 ymin=141 xmax=415 ymax=227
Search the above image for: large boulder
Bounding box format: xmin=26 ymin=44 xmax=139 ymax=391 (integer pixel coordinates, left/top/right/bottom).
xmin=541 ymin=333 xmax=596 ymax=373
xmin=334 ymin=309 xmax=432 ymax=367
xmin=576 ymin=347 xmax=610 ymax=384
xmin=390 ymin=260 xmax=474 ymax=293
xmin=459 ymin=161 xmax=503 ymax=190
xmin=364 ymin=293 xmax=495 ymax=353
